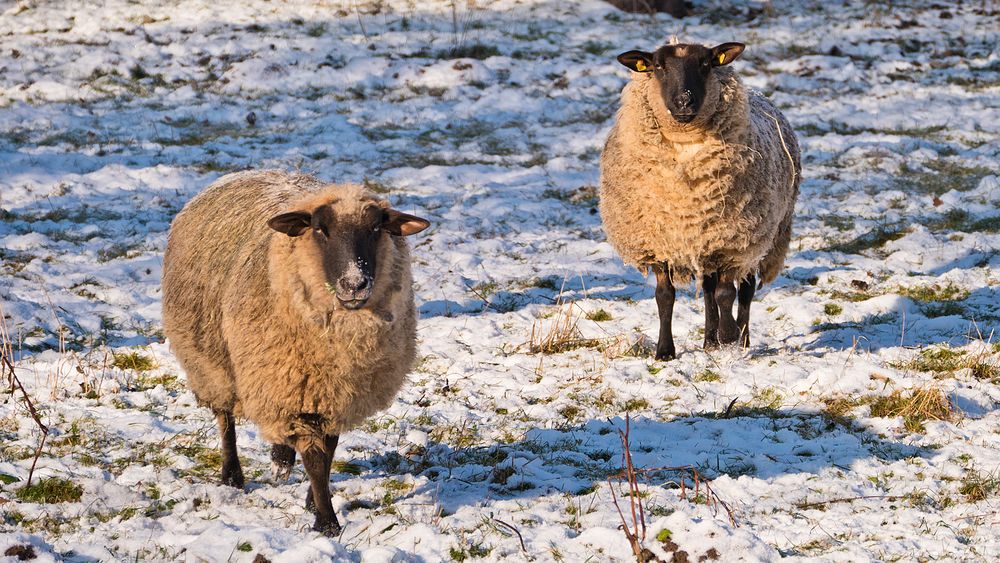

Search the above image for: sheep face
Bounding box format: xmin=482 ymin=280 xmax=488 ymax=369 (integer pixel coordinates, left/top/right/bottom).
xmin=268 ymin=200 xmax=429 ymax=311
xmin=617 ymin=42 xmax=745 ymax=124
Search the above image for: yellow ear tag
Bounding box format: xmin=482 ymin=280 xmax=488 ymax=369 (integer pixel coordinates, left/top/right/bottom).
xmin=635 ymin=60 xmax=647 ymax=71
xmin=718 ymin=54 xmax=726 ymax=64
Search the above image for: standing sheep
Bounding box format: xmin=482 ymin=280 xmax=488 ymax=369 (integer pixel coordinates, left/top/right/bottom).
xmin=600 ymin=40 xmax=800 ymax=360
xmin=162 ymin=170 xmax=429 ymax=535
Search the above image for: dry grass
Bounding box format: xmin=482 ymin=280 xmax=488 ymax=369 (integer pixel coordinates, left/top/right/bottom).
xmin=868 ymin=386 xmax=955 ymax=433
xmin=528 ymin=304 xmax=651 ymax=358
xmin=822 ymin=385 xmax=957 ymax=433
xmin=528 ymin=305 xmax=602 ymax=354
xmin=893 ymin=345 xmax=1000 ymax=382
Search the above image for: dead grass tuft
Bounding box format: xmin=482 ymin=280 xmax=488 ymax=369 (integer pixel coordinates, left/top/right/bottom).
xmin=528 ymin=306 xmax=602 ymax=354
xmin=868 ymin=386 xmax=954 ymax=433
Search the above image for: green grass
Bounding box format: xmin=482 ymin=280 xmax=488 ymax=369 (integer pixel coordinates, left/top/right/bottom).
xmin=111 ymin=351 xmax=156 ymax=372
xmin=693 ymin=369 xmax=722 ymax=383
xmin=896 ymin=282 xmax=969 ymax=302
xmin=826 ymin=225 xmax=907 ymax=255
xmin=621 ymin=398 xmax=650 ymax=411
xmin=441 ymin=43 xmax=500 ymax=60
xmin=959 ymin=469 xmax=1000 ymax=502
xmin=824 ymin=303 xmax=843 ymax=315
xmin=15 ymin=477 xmax=83 ymax=503
xmin=897 ymin=159 xmax=992 ymax=195
xmin=585 ymin=309 xmax=612 ymax=322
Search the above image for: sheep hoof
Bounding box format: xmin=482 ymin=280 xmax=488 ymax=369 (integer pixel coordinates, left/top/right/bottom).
xmin=220 ymin=467 xmax=245 ymax=489
xmin=719 ymin=330 xmax=741 ymax=345
xmin=654 ymin=347 xmax=676 ymax=361
xmin=313 ymin=518 xmax=342 ymax=537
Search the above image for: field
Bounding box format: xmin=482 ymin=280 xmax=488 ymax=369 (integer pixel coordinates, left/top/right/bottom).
xmin=1 ymin=0 xmax=999 ymax=561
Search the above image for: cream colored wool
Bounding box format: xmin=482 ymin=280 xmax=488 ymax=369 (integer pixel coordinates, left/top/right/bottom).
xmin=162 ymin=170 xmax=417 ymax=453
xmin=599 ymin=65 xmax=800 ymax=285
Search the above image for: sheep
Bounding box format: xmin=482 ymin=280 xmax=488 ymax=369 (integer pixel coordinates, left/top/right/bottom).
xmin=599 ymin=40 xmax=800 ymax=360
xmin=161 ymin=170 xmax=430 ymax=536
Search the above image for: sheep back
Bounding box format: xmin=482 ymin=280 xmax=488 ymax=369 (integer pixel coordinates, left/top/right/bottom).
xmin=163 ymin=171 xmax=417 ymax=451
xmin=599 ymin=69 xmax=800 ymax=285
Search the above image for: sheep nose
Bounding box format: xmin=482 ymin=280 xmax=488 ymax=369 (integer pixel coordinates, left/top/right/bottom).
xmin=336 ymin=275 xmax=372 ymax=308
xmin=674 ymin=90 xmax=692 ymax=109
xmin=338 ymin=275 xmax=370 ymax=294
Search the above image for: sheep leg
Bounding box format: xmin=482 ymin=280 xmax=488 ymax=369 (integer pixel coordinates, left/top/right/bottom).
xmin=716 ymin=279 xmax=740 ymax=345
xmin=215 ymin=410 xmax=244 ymax=489
xmin=702 ymin=272 xmax=720 ymax=350
xmin=270 ymin=444 xmax=296 ymax=482
xmin=301 ymin=435 xmax=341 ymax=537
xmin=652 ymin=264 xmax=676 ymax=361
xmin=736 ymin=274 xmax=755 ymax=348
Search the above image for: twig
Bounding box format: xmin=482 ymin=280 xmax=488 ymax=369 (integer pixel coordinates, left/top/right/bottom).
xmin=608 ymin=415 xmax=646 ymax=562
xmin=628 ymin=464 xmax=739 ymax=527
xmin=492 ymin=517 xmax=528 ymax=554
xmin=0 ymin=300 xmax=49 ymax=487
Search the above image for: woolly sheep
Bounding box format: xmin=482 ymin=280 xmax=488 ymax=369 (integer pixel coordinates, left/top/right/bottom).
xmin=162 ymin=170 xmax=430 ymax=535
xmin=599 ymin=41 xmax=801 ymax=360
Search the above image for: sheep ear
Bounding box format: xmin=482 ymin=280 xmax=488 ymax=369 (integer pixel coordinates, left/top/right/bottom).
xmin=382 ymin=209 xmax=429 ymax=237
xmin=617 ymin=50 xmax=654 ymax=73
xmin=711 ymin=43 xmax=745 ymax=66
xmin=267 ymin=211 xmax=312 ymax=237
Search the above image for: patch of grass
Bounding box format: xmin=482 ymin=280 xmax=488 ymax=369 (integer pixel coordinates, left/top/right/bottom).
xmin=959 ymin=469 xmax=1000 ymax=502
xmin=897 ymin=159 xmax=992 ymax=195
xmin=236 ymin=542 xmax=252 ymax=552
xmin=16 ymin=477 xmax=83 ymax=503
xmin=442 ymin=43 xmax=500 ymax=60
xmin=332 ymin=461 xmax=364 ymax=475
xmin=581 ymin=40 xmax=612 ymax=55
xmin=899 ymin=345 xmax=999 ymax=382
xmin=515 ymin=276 xmax=559 ymax=291
xmin=558 ymin=404 xmax=583 ymax=422
xmin=621 ymin=398 xmax=650 ymax=411
xmin=868 ymin=387 xmax=953 ymax=433
xmin=528 ymin=305 xmax=602 ymax=354
xmin=826 ymin=224 xmax=907 ymax=255
xmin=822 ymin=214 xmax=855 ymax=232
xmin=112 ymin=351 xmax=156 ymax=372
xmin=693 ymin=369 xmax=722 ymax=383
xmin=824 ymin=303 xmax=843 ymax=315
xmin=896 ymin=282 xmax=969 ymax=302
xmin=586 ymin=309 xmax=612 ymax=322
xmin=921 ymin=301 xmax=966 ymax=318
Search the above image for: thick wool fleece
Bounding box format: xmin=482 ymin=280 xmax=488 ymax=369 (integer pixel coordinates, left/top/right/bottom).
xmin=162 ymin=171 xmax=417 ymax=452
xmin=599 ymin=66 xmax=800 ymax=285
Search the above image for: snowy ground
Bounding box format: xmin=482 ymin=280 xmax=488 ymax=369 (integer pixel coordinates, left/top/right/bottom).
xmin=1 ymin=0 xmax=999 ymax=560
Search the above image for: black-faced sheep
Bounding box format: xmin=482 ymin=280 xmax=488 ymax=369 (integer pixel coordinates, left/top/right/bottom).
xmin=599 ymin=41 xmax=801 ymax=360
xmin=162 ymin=170 xmax=429 ymax=535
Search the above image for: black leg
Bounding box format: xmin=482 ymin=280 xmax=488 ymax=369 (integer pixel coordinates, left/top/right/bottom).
xmin=301 ymin=435 xmax=341 ymax=537
xmin=653 ymin=264 xmax=676 ymax=361
xmin=703 ymin=272 xmax=720 ymax=350
xmin=215 ymin=410 xmax=244 ymax=489
xmin=271 ymin=444 xmax=296 ymax=482
xmin=736 ymin=274 xmax=756 ymax=348
xmin=716 ymin=279 xmax=740 ymax=345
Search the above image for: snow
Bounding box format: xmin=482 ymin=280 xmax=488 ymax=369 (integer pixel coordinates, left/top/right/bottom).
xmin=1 ymin=0 xmax=999 ymax=561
